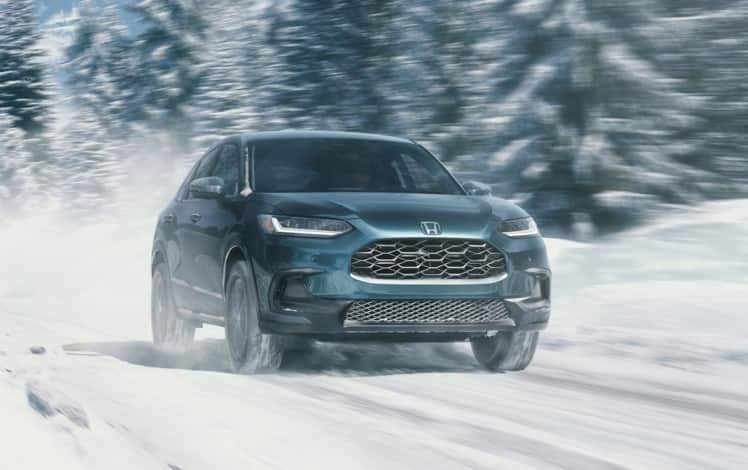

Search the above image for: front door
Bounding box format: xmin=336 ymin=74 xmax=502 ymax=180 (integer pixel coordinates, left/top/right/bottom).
xmin=172 ymin=146 xmax=220 ymax=313
xmin=181 ymin=142 xmax=243 ymax=315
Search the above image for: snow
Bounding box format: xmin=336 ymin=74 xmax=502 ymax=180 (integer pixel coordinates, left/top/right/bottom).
xmin=1 ymin=199 xmax=747 ymax=469
xmin=39 ymin=7 xmax=80 ymax=66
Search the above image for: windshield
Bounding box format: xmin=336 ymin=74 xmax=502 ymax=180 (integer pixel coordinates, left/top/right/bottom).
xmin=252 ymin=138 xmax=463 ymax=194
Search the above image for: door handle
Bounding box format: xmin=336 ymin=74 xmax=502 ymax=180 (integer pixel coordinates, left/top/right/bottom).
xmin=190 ymin=212 xmax=202 ymax=223
xmin=163 ymin=214 xmax=175 ymax=224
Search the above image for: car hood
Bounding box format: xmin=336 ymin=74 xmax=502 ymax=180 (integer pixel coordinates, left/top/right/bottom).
xmin=258 ymin=192 xmax=528 ymax=236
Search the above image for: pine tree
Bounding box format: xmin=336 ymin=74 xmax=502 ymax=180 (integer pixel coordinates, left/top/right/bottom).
xmin=268 ymin=0 xmax=399 ymax=132
xmin=460 ymin=0 xmax=726 ymax=234
xmin=56 ymin=104 xmax=123 ymax=217
xmin=128 ymin=0 xmax=206 ymax=140
xmin=65 ymin=0 xmax=136 ymax=137
xmin=390 ymin=1 xmax=482 ymax=153
xmin=647 ymin=0 xmax=748 ymax=194
xmin=192 ymin=0 xmax=267 ymax=153
xmin=0 ymin=111 xmax=34 ymax=211
xmin=0 ymin=0 xmax=49 ymax=134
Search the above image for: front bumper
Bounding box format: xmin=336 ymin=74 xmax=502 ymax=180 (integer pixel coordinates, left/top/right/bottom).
xmin=249 ymin=219 xmax=551 ymax=341
xmin=259 ymin=296 xmax=549 ymax=341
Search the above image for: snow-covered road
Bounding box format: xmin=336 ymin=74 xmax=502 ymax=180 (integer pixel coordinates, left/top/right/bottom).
xmin=2 ymin=200 xmax=747 ymax=469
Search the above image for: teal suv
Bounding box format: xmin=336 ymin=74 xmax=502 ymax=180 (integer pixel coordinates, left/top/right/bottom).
xmin=151 ymin=131 xmax=551 ymax=373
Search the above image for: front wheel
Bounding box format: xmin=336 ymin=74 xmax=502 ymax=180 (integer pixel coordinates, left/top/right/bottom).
xmin=224 ymin=260 xmax=283 ymax=374
xmin=471 ymin=331 xmax=538 ymax=371
xmin=151 ymin=263 xmax=195 ymax=350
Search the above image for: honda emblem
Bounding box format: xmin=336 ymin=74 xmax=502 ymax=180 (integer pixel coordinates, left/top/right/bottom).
xmin=420 ymin=221 xmax=442 ymax=236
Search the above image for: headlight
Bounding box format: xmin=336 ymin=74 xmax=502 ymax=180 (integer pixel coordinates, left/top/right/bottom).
xmin=258 ymin=215 xmax=352 ymax=238
xmin=500 ymin=217 xmax=539 ymax=237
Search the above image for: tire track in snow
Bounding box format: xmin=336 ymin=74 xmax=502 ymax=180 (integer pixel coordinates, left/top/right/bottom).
xmin=267 ymin=378 xmax=628 ymax=470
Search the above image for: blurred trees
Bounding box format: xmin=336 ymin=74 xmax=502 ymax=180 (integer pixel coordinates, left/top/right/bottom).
xmin=192 ymin=0 xmax=263 ymax=153
xmin=268 ymin=0 xmax=401 ymax=132
xmin=440 ymin=0 xmax=737 ymax=233
xmin=128 ymin=0 xmax=206 ymax=140
xmin=60 ymin=0 xmax=134 ymax=211
xmin=0 ymin=0 xmax=49 ymax=134
xmin=65 ymin=0 xmax=135 ymax=137
xmin=650 ymin=0 xmax=748 ymax=193
xmin=1 ymin=0 xmax=746 ymax=234
xmin=57 ymin=103 xmax=125 ymax=216
xmin=0 ymin=111 xmax=33 ymax=210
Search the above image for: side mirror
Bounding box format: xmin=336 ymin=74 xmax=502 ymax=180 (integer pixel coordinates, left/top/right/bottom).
xmin=189 ymin=176 xmax=224 ymax=199
xmin=463 ymin=180 xmax=492 ymax=196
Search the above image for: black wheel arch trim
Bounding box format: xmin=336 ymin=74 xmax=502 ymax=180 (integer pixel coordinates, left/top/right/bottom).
xmin=221 ymin=235 xmax=262 ymax=304
xmin=151 ymin=240 xmax=169 ymax=274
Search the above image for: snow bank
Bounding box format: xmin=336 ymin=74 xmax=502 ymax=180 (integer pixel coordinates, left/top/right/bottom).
xmin=541 ymin=199 xmax=748 ymax=375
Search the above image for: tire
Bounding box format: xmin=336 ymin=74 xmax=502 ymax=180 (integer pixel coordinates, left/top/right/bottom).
xmin=471 ymin=331 xmax=539 ymax=372
xmin=224 ymin=260 xmax=283 ymax=373
xmin=151 ymin=263 xmax=195 ymax=350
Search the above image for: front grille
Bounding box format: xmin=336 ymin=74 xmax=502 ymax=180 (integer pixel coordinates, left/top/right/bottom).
xmin=351 ymin=239 xmax=506 ymax=281
xmin=345 ymin=299 xmax=509 ymax=324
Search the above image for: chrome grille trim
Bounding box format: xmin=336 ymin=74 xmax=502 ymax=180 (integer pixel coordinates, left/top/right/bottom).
xmin=351 ymin=239 xmax=507 ymax=281
xmin=344 ymin=299 xmax=510 ymax=325
xmin=350 ymin=273 xmax=507 ymax=285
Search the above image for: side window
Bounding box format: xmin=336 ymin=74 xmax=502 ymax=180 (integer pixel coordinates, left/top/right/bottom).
xmin=185 ymin=146 xmax=221 ymax=200
xmin=211 ymin=144 xmax=241 ymax=197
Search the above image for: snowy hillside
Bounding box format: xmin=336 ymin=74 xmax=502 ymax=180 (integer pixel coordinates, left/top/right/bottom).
xmin=1 ymin=199 xmax=746 ymax=469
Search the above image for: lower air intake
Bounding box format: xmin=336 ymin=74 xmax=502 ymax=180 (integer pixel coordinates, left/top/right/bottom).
xmin=345 ymin=299 xmax=509 ymax=324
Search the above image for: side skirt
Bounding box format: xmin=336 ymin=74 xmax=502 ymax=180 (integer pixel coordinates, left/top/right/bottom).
xmin=176 ymin=308 xmax=225 ymax=327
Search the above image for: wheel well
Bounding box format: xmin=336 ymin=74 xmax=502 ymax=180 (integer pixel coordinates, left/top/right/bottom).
xmin=223 ymin=246 xmax=246 ymax=292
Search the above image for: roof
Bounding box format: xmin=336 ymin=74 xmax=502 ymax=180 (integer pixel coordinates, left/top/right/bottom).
xmin=238 ymin=130 xmax=413 ymax=144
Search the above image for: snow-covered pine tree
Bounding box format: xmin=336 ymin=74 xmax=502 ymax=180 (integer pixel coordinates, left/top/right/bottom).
xmin=56 ymin=103 xmax=123 ymax=218
xmin=390 ymin=0 xmax=483 ymax=155
xmin=191 ymin=0 xmax=268 ymax=155
xmin=554 ymin=0 xmax=721 ymax=231
xmin=463 ymin=0 xmax=721 ymax=234
xmin=444 ymin=0 xmax=577 ymax=218
xmin=128 ymin=0 xmax=206 ymax=143
xmin=267 ymin=0 xmax=400 ymax=132
xmin=644 ymin=0 xmax=748 ymax=195
xmin=0 ymin=0 xmax=49 ymax=135
xmin=0 ymin=111 xmax=34 ymax=212
xmin=65 ymin=0 xmax=136 ymax=138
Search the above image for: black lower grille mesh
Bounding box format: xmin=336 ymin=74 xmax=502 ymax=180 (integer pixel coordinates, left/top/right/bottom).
xmin=345 ymin=299 xmax=509 ymax=324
